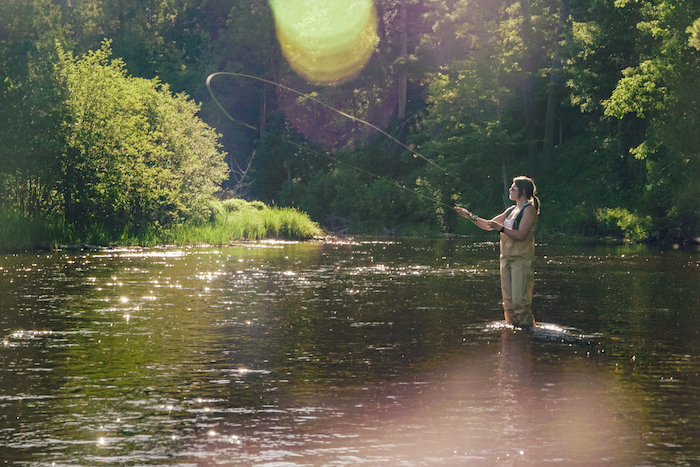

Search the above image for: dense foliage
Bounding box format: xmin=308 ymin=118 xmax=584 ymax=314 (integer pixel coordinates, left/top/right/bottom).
xmin=1 ymin=0 xmax=699 ymax=242
xmin=56 ymin=42 xmax=228 ymax=234
xmin=0 ymin=1 xmax=228 ymax=241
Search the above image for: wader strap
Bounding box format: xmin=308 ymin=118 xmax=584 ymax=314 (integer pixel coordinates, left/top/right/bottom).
xmin=507 ymin=202 xmax=532 ymax=230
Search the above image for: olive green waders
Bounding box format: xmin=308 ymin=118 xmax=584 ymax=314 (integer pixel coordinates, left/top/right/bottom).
xmin=500 ymin=202 xmax=537 ymax=327
xmin=500 ymin=256 xmax=535 ymax=327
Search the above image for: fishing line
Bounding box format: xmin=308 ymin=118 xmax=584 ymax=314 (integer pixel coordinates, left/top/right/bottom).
xmin=205 ymin=72 xmax=489 ymax=209
xmin=206 ymin=78 xmax=452 ymax=211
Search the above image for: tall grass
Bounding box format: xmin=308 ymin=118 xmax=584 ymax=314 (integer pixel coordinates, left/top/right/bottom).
xmin=0 ymin=210 xmax=72 ymax=251
xmin=0 ymin=199 xmax=324 ymax=251
xmin=163 ymin=199 xmax=324 ymax=245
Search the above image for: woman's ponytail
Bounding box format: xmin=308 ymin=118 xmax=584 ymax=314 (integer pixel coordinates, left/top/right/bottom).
xmin=513 ymin=176 xmax=540 ymax=214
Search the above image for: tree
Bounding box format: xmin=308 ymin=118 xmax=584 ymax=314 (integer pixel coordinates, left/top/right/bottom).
xmin=55 ymin=41 xmax=228 ymax=234
xmin=0 ymin=0 xmax=66 ymax=215
xmin=602 ymin=0 xmax=700 ymax=239
xmin=205 ymin=0 xmax=281 ymax=193
xmin=414 ymin=0 xmax=548 ymax=209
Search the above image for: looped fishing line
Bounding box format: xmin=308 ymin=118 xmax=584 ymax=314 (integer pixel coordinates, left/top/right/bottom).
xmin=205 ymin=72 xmax=489 ymax=210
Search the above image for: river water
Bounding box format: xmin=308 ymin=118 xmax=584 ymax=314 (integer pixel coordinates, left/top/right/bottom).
xmin=1 ymin=238 xmax=699 ymax=466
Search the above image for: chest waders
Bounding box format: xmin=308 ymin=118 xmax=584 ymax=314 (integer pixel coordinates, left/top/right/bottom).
xmin=500 ymin=203 xmax=536 ymax=327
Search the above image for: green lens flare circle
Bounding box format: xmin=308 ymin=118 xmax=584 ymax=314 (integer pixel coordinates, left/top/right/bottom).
xmin=269 ymin=0 xmax=379 ymax=85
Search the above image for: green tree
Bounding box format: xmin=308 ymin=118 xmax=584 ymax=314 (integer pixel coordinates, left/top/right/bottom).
xmin=0 ymin=0 xmax=67 ymax=215
xmin=413 ymin=0 xmax=552 ymax=214
xmin=601 ymin=0 xmax=700 ymax=240
xmin=55 ymin=41 xmax=228 ymax=235
xmin=537 ymin=0 xmax=652 ymax=232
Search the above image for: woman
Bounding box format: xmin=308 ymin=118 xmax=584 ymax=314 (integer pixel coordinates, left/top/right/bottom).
xmin=455 ymin=176 xmax=540 ymax=328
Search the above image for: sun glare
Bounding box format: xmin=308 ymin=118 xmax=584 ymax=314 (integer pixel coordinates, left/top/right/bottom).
xmin=269 ymin=0 xmax=379 ymax=85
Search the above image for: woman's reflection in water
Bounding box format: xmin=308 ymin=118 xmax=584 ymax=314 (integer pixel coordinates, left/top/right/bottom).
xmin=495 ymin=328 xmax=537 ymax=457
xmin=488 ymin=326 xmax=644 ymax=465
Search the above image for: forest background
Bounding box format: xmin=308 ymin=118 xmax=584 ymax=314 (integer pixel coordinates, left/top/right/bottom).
xmin=1 ymin=0 xmax=699 ymax=245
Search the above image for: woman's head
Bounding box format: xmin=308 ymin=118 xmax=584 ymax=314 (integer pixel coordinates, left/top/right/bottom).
xmin=511 ymin=176 xmax=540 ymax=213
xmin=513 ymin=176 xmax=535 ymax=199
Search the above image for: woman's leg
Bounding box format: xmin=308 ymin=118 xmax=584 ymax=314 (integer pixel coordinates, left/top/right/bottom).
xmin=501 ymin=257 xmax=535 ymax=327
xmin=500 ymin=258 xmax=517 ymax=324
xmin=511 ymin=258 xmax=534 ymax=326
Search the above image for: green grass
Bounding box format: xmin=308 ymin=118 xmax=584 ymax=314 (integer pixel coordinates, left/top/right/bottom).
xmin=158 ymin=199 xmax=323 ymax=245
xmin=0 ymin=210 xmax=72 ymax=251
xmin=0 ymin=200 xmax=324 ymax=251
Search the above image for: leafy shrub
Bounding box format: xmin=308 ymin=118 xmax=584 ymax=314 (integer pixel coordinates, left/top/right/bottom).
xmin=596 ymin=207 xmax=651 ymax=242
xmin=54 ymin=41 xmax=228 ymax=235
xmin=220 ymin=198 xmax=266 ymax=212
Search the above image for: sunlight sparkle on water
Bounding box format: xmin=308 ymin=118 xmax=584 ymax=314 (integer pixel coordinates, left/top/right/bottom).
xmin=2 ymin=242 xmax=697 ymax=466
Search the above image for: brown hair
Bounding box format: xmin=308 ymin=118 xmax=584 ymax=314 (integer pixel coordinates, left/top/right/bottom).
xmin=513 ymin=176 xmax=540 ymax=214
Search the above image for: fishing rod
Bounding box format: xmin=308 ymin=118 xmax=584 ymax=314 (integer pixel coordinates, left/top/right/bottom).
xmin=205 ymin=72 xmax=490 ymax=211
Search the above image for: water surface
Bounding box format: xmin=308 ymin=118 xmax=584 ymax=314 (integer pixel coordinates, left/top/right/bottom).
xmin=1 ymin=238 xmax=699 ymax=465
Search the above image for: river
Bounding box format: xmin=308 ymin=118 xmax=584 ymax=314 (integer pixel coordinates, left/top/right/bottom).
xmin=1 ymin=238 xmax=699 ymax=466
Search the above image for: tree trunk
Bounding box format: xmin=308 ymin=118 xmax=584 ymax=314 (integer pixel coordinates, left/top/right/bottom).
xmin=521 ymin=0 xmax=538 ymax=178
xmin=495 ymin=56 xmax=509 ymax=207
xmin=542 ymin=0 xmax=567 ymax=166
xmin=397 ymin=0 xmax=408 ymax=121
xmin=260 ymin=82 xmax=266 ymax=139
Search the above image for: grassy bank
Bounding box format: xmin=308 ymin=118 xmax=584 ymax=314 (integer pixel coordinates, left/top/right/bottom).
xmin=0 ymin=209 xmax=76 ymax=252
xmin=0 ymin=199 xmax=324 ymax=252
xmin=157 ymin=199 xmax=324 ymax=246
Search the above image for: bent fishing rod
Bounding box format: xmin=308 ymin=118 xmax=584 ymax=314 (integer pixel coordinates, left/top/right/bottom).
xmin=205 ymin=72 xmax=491 ymax=211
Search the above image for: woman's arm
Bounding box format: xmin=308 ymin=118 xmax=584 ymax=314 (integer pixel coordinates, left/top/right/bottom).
xmin=487 ymin=204 xmax=537 ymax=240
xmin=455 ymin=206 xmax=508 ymax=231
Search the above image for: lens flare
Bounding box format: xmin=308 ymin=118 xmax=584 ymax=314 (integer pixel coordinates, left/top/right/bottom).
xmin=269 ymin=0 xmax=379 ymax=85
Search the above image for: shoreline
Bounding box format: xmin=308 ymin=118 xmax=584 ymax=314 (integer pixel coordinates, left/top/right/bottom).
xmin=3 ymin=232 xmax=698 ymax=256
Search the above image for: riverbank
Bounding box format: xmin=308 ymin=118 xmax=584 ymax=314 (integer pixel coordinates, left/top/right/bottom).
xmin=0 ymin=199 xmax=324 ymax=253
xmin=2 ymin=199 xmax=697 ymax=254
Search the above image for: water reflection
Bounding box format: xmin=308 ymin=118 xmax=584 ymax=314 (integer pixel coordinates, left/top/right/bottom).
xmin=0 ymin=240 xmax=699 ymax=465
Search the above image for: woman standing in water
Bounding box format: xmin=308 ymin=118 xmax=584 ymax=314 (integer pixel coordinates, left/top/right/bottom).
xmin=455 ymin=176 xmax=540 ymax=328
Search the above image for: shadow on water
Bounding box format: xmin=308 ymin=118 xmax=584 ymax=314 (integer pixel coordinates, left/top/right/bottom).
xmin=0 ymin=239 xmax=698 ymax=465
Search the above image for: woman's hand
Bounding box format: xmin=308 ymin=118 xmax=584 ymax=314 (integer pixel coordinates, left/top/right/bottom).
xmin=456 ymin=206 xmax=510 ymax=232
xmin=455 ymin=206 xmax=478 ymax=221
xmin=454 ymin=206 xmax=471 ymax=218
